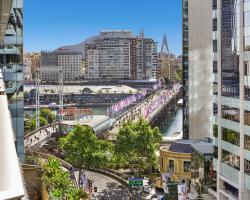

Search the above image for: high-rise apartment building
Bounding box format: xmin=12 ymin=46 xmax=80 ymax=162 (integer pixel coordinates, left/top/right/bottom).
xmin=158 ymin=53 xmax=176 ymax=82
xmin=85 ymin=30 xmax=157 ymax=80
xmin=182 ymin=0 xmax=213 ymax=140
xmin=40 ymin=51 xmax=83 ymax=82
xmin=212 ymin=0 xmax=250 ymax=199
xmin=23 ymin=52 xmax=32 ymax=81
xmin=29 ymin=52 xmax=40 ymax=78
xmin=0 ymin=0 xmax=24 ymax=161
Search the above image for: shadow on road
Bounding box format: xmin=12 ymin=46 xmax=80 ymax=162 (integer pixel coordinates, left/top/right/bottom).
xmin=96 ymin=181 xmax=130 ymax=200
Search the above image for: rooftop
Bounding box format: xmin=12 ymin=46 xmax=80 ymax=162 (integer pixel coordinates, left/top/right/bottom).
xmin=161 ymin=139 xmax=213 ymax=155
xmin=24 ymin=84 xmax=138 ymax=94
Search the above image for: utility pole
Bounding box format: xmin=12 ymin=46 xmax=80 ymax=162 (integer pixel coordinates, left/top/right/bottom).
xmin=58 ymin=66 xmax=64 ymax=122
xmin=35 ymin=70 xmax=40 ymax=129
xmin=58 ymin=66 xmax=64 ymax=138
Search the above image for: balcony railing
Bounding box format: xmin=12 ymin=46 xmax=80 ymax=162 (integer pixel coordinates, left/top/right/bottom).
xmin=221 ymin=163 xmax=239 ymax=185
xmin=221 ymin=96 xmax=240 ymax=109
xmin=245 ymin=173 xmax=250 ymax=191
xmin=221 ymin=140 xmax=240 ymax=156
xmin=221 ymin=118 xmax=240 ymax=133
xmin=213 ymin=158 xmax=218 ymax=171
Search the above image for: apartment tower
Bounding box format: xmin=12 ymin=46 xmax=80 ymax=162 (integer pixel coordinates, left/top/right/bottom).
xmin=211 ymin=0 xmax=250 ymax=199
xmin=182 ymin=0 xmax=213 ymax=140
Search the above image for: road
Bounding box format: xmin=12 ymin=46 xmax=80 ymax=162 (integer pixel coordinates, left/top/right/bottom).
xmin=75 ymin=170 xmax=130 ymax=200
xmin=75 ymin=171 xmax=165 ymax=200
xmin=87 ymin=171 xmax=129 ymax=200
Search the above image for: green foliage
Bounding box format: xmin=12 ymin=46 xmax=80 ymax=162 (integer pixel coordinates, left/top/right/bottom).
xmin=223 ymin=128 xmax=239 ymax=146
xmin=59 ymin=124 xmax=113 ymax=170
xmin=213 ymin=124 xmax=218 ymax=138
xmin=40 ymin=108 xmax=55 ymax=124
xmin=175 ymin=65 xmax=182 ymax=82
xmin=42 ymin=157 xmax=88 ymax=200
xmin=115 ymin=118 xmax=162 ymax=174
xmin=28 ymin=116 xmax=48 ymax=131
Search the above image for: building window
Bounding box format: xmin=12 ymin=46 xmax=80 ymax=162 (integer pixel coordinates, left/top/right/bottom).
xmin=222 ymin=128 xmax=240 ymax=146
xmin=222 ymin=150 xmax=240 ymax=170
xmin=245 ymin=110 xmax=250 ymax=126
xmin=213 ymin=124 xmax=218 ymax=138
xmin=222 ymin=105 xmax=240 ymax=123
xmin=214 ymin=146 xmax=218 ymax=159
xmin=169 ymin=160 xmax=174 ymax=172
xmin=245 ymin=135 xmax=250 ymax=151
xmin=213 ymin=18 xmax=217 ymax=31
xmin=161 ymin=157 xmax=164 ymax=169
xmin=183 ymin=161 xmax=191 ymax=172
xmin=245 ymin=159 xmax=250 ymax=176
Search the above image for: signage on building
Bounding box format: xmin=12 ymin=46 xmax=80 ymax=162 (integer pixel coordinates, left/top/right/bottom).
xmin=128 ymin=178 xmax=143 ymax=187
xmin=177 ymin=184 xmax=188 ymax=200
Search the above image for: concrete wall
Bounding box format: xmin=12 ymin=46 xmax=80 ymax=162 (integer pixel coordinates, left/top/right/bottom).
xmin=188 ymin=0 xmax=213 ymax=139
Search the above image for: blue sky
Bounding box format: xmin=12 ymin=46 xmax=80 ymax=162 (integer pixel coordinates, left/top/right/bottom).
xmin=25 ymin=0 xmax=182 ymax=55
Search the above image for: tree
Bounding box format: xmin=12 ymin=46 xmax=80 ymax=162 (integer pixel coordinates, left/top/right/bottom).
xmin=115 ymin=118 xmax=162 ymax=175
xmin=29 ymin=116 xmax=48 ymax=131
xmin=40 ymin=108 xmax=55 ymax=124
xmin=42 ymin=157 xmax=88 ymax=200
xmin=59 ymin=124 xmax=113 ymax=182
xmin=175 ymin=65 xmax=182 ymax=82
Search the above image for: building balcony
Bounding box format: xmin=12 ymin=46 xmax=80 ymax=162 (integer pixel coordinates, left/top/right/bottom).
xmin=219 ymin=188 xmax=238 ymax=200
xmin=213 ymin=116 xmax=217 ymax=124
xmin=4 ymin=35 xmax=23 ymax=45
xmin=213 ymin=158 xmax=218 ymax=171
xmin=213 ymin=73 xmax=218 ymax=83
xmin=212 ymin=10 xmax=217 ymax=19
xmin=245 ymin=99 xmax=250 ymax=111
xmin=221 ymin=163 xmax=239 ymax=185
xmin=213 ymin=95 xmax=218 ymax=104
xmin=213 ymin=31 xmax=218 ymax=40
xmin=221 ymin=96 xmax=240 ymax=109
xmin=244 ymin=149 xmax=250 ymax=162
xmin=213 ymin=137 xmax=218 ymax=147
xmin=221 ymin=118 xmax=240 ymax=133
xmin=245 ymin=125 xmax=250 ymax=137
xmin=243 ymin=52 xmax=250 ymax=61
xmin=1 ymin=64 xmax=22 ymax=73
xmin=5 ymin=82 xmax=22 ymax=94
xmin=0 ymin=47 xmax=20 ymax=55
xmin=245 ymin=173 xmax=250 ymax=191
xmin=221 ymin=140 xmax=240 ymax=156
xmin=213 ymin=52 xmax=218 ymax=61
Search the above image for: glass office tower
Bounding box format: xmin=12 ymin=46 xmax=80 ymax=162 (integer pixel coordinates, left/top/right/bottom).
xmin=212 ymin=0 xmax=250 ymax=199
xmin=0 ymin=0 xmax=24 ymax=161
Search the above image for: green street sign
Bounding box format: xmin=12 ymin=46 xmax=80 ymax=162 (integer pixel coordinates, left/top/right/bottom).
xmin=128 ymin=178 xmax=143 ymax=187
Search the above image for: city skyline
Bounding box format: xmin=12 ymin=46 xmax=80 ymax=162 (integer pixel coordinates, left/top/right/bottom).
xmin=24 ymin=0 xmax=182 ymax=55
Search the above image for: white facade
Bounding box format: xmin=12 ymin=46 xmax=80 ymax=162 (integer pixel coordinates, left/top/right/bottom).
xmin=86 ymin=38 xmax=131 ymax=80
xmin=38 ymin=66 xmax=61 ymax=82
xmin=23 ymin=53 xmax=32 ymax=81
xmin=213 ymin=1 xmax=250 ymax=199
xmin=184 ymin=0 xmax=213 ymax=140
xmin=58 ymin=54 xmax=82 ymax=81
xmin=85 ymin=31 xmax=157 ymax=80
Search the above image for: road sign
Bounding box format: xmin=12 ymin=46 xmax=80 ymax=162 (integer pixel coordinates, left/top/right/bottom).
xmin=128 ymin=178 xmax=143 ymax=187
